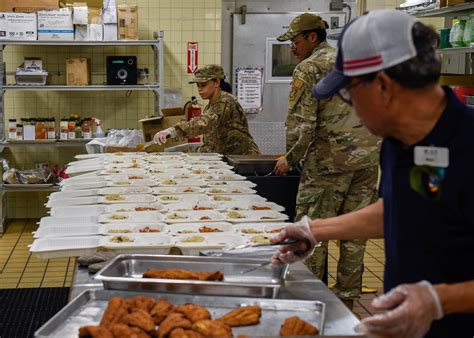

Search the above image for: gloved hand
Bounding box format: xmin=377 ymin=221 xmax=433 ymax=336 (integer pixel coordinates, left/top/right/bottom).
xmin=153 ymin=127 xmax=176 ymax=145
xmin=354 ymin=280 xmax=444 ymax=338
xmin=270 ymin=216 xmax=317 ymax=266
xmin=274 ymin=156 xmax=289 ymax=176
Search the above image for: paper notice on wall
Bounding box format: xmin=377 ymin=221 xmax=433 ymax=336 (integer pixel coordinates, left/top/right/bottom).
xmin=235 ymin=67 xmax=263 ymax=113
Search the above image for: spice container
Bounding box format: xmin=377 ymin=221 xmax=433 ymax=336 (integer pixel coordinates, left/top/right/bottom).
xmin=23 ymin=119 xmax=36 ymax=141
xmin=68 ymin=119 xmax=76 ymax=139
xmin=82 ymin=118 xmax=92 ymax=139
xmin=35 ymin=118 xmax=47 ymax=140
xmin=8 ymin=119 xmax=17 ymax=139
xmin=60 ymin=119 xmax=69 ymax=140
xmin=16 ymin=123 xmax=23 ymax=140
xmin=47 ymin=118 xmax=56 ymax=139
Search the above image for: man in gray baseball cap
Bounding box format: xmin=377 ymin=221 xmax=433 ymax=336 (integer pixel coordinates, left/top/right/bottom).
xmin=272 ymin=9 xmax=474 ymax=338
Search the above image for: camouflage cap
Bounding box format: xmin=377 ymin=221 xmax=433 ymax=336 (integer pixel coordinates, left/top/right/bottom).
xmin=277 ymin=13 xmax=329 ymax=42
xmin=189 ymin=65 xmax=225 ymax=83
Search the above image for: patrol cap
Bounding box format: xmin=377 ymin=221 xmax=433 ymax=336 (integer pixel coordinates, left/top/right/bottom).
xmin=313 ymin=10 xmax=417 ymax=99
xmin=277 ymin=13 xmax=329 ymax=42
xmin=189 ymin=65 xmax=225 ymax=84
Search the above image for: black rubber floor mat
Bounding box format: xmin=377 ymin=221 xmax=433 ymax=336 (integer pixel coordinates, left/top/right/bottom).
xmin=0 ymin=287 xmax=69 ymax=338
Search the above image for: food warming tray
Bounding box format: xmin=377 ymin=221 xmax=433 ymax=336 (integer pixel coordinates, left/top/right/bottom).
xmin=34 ymin=289 xmax=325 ymax=337
xmin=95 ymin=254 xmax=289 ymax=298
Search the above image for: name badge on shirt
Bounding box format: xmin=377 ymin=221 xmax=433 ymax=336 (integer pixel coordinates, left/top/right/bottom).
xmin=414 ymin=146 xmax=449 ymax=168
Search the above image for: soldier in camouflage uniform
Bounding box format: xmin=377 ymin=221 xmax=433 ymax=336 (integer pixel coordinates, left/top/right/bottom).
xmin=154 ymin=65 xmax=260 ymax=155
xmin=274 ymin=13 xmax=381 ymax=309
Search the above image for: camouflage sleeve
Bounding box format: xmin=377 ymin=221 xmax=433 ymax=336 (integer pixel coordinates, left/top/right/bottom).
xmin=173 ymin=102 xmax=227 ymax=138
xmin=285 ymin=72 xmax=319 ymax=169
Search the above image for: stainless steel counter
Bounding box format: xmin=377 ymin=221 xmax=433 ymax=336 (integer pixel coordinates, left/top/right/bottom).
xmin=70 ymin=263 xmax=361 ymax=336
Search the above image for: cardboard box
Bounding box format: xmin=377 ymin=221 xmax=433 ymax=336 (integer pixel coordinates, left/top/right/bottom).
xmin=103 ymin=23 xmax=117 ymax=40
xmin=74 ymin=24 xmax=88 ymax=41
xmin=0 ymin=0 xmax=58 ymax=13
xmin=117 ymin=4 xmax=138 ymax=40
xmin=446 ymin=0 xmax=473 ymax=5
xmin=139 ymin=112 xmax=186 ymax=153
xmin=0 ymin=13 xmax=37 ymax=40
xmin=88 ymin=23 xmax=102 ymax=40
xmin=88 ymin=6 xmax=102 ymax=24
xmin=38 ymin=9 xmax=74 ymax=41
xmin=66 ymin=58 xmax=90 ymax=85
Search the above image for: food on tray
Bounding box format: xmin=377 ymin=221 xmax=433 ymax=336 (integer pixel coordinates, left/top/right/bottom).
xmin=113 ymin=181 xmax=130 ymax=185
xmin=169 ymin=328 xmax=203 ymax=338
xmin=192 ymin=319 xmax=232 ymax=338
xmin=122 ymin=309 xmax=155 ymax=332
xmin=152 ymin=169 xmax=165 ymax=174
xmin=199 ymin=226 xmax=223 ymax=233
xmin=135 ymin=207 xmax=158 ymax=211
xmin=269 ymin=227 xmax=286 ymax=233
xmin=129 ymin=176 xmax=144 ymax=179
xmin=193 ymin=205 xmax=213 ymax=211
xmin=177 ymin=230 xmax=196 ymax=234
xmin=209 ymin=188 xmax=225 ymax=193
xmin=231 ymin=189 xmax=242 ymax=194
xmin=280 ymin=316 xmax=319 ymax=336
xmin=251 ymin=205 xmax=272 ymax=211
xmin=105 ymin=194 xmax=125 ymax=201
xmin=151 ymin=299 xmax=175 ymax=324
xmin=139 ymin=226 xmax=161 ymax=233
xmin=180 ymin=236 xmax=205 ymax=243
xmin=250 ymin=235 xmax=272 ymax=244
xmin=110 ymin=323 xmax=151 ymax=338
xmin=79 ymin=325 xmax=114 ymax=338
xmin=107 ymin=229 xmax=132 ymax=234
xmin=106 ymin=170 xmax=120 ymax=174
xmin=116 ymin=208 xmax=133 ymax=212
xmin=230 ymin=206 xmax=245 ymax=211
xmin=192 ymin=169 xmax=208 ymax=174
xmin=199 ymin=216 xmax=212 ymax=221
xmin=227 ymin=211 xmax=246 ymax=219
xmin=158 ymin=313 xmax=192 ymax=338
xmin=241 ymin=228 xmax=264 ymax=234
xmin=211 ymin=182 xmax=227 ymax=186
xmin=167 ymin=213 xmax=189 ymax=220
xmin=174 ymin=304 xmax=211 ymax=323
xmin=163 ymin=179 xmax=178 ymax=185
xmin=217 ymin=306 xmax=261 ymax=327
xmin=108 ymin=214 xmax=129 ymax=220
xmin=213 ymin=195 xmax=232 ymax=202
xmin=183 ymin=188 xmax=196 ymax=193
xmin=110 ymin=235 xmax=134 ymax=243
xmin=143 ymin=269 xmax=223 ymax=281
xmin=161 ymin=196 xmax=180 ymax=201
xmin=100 ymin=297 xmax=129 ymax=328
xmin=260 ymin=216 xmax=276 ymax=220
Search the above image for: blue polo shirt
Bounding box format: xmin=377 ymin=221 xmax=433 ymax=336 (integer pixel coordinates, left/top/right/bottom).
xmin=380 ymin=86 xmax=474 ymax=337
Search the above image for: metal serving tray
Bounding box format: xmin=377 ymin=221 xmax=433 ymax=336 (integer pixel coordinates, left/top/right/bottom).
xmin=35 ymin=289 xmax=325 ymax=337
xmin=95 ymin=254 xmax=289 ymax=298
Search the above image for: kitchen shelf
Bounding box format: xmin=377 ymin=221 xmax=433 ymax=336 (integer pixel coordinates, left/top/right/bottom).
xmin=0 ymin=185 xmax=59 ymax=193
xmin=0 ymin=40 xmax=161 ymax=46
xmin=2 ymin=84 xmax=160 ymax=91
xmin=414 ymin=2 xmax=474 ymax=17
xmin=438 ymin=46 xmax=474 ymax=53
xmin=0 ymin=139 xmax=90 ymax=149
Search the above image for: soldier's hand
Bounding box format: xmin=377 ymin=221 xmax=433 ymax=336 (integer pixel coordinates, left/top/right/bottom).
xmin=274 ymin=157 xmax=289 ymax=176
xmin=355 ymin=281 xmax=443 ymax=338
xmin=153 ymin=128 xmax=175 ymax=145
xmin=270 ymin=216 xmax=317 ymax=266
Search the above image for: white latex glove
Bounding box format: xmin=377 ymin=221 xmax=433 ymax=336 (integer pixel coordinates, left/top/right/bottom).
xmin=355 ymin=280 xmax=444 ymax=338
xmin=153 ymin=127 xmax=176 ymax=145
xmin=270 ymin=216 xmax=317 ymax=266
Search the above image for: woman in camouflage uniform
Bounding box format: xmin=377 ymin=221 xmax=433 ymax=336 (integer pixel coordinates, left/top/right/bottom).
xmin=154 ymin=65 xmax=260 ymax=155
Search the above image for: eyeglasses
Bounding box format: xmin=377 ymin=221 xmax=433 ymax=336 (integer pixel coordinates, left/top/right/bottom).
xmin=290 ymin=35 xmax=308 ymax=48
xmin=337 ymin=80 xmax=366 ymax=105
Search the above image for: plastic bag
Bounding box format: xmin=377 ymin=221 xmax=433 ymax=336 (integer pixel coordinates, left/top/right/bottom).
xmin=450 ymin=18 xmax=467 ymax=47
xmin=86 ymin=129 xmax=145 ymax=153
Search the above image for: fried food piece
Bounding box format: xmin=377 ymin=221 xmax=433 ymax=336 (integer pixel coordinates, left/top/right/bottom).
xmin=79 ymin=325 xmax=114 ymax=338
xmin=217 ymin=306 xmax=261 ymax=327
xmin=128 ymin=295 xmax=157 ymax=312
xmin=150 ymin=299 xmax=175 ymax=324
xmin=174 ymin=304 xmax=211 ymax=323
xmin=169 ymin=328 xmax=204 ymax=338
xmin=110 ymin=323 xmax=151 ymax=338
xmin=199 ymin=226 xmax=223 ymax=233
xmin=143 ymin=269 xmax=224 ymax=281
xmin=158 ymin=313 xmax=192 ymax=338
xmin=192 ymin=320 xmax=233 ymax=338
xmin=100 ymin=297 xmax=128 ymax=328
xmin=121 ymin=309 xmax=155 ymax=332
xmin=280 ymin=316 xmax=319 ymax=336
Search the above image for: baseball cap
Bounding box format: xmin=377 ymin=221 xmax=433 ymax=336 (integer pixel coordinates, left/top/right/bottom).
xmin=313 ymin=10 xmax=417 ymax=99
xmin=189 ymin=65 xmax=225 ymax=84
xmin=277 ymin=13 xmax=329 ymax=42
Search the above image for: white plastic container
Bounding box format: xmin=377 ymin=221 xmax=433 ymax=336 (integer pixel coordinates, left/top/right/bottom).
xmin=164 ymin=211 xmax=225 ymax=223
xmin=30 ymin=236 xmax=100 ymax=259
xmin=168 ymin=222 xmax=235 ymax=235
xmin=175 ymin=234 xmax=245 ymax=256
xmin=49 ymin=205 xmax=105 ymax=217
xmin=98 ymin=212 xmax=164 ymax=223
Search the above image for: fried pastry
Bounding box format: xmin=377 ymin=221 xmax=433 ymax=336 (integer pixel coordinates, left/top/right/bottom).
xmin=150 ymin=299 xmax=175 ymax=324
xmin=78 ymin=325 xmax=114 ymax=338
xmin=158 ymin=313 xmax=193 ymax=338
xmin=143 ymin=269 xmax=223 ymax=281
xmin=100 ymin=297 xmax=129 ymax=328
xmin=169 ymin=328 xmax=204 ymax=338
xmin=121 ymin=309 xmax=155 ymax=333
xmin=192 ymin=320 xmax=233 ymax=338
xmin=280 ymin=316 xmax=319 ymax=336
xmin=217 ymin=305 xmax=261 ymax=327
xmin=173 ymin=304 xmax=211 ymax=323
xmin=128 ymin=296 xmax=157 ymax=312
xmin=109 ymin=323 xmax=152 ymax=338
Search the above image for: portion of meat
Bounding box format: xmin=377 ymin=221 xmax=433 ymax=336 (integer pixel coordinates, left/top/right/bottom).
xmin=143 ymin=269 xmax=224 ymax=281
xmin=217 ymin=306 xmax=261 ymax=327
xmin=192 ymin=320 xmax=233 ymax=338
xmin=78 ymin=325 xmax=114 ymax=338
xmin=121 ymin=309 xmax=155 ymax=333
xmin=100 ymin=297 xmax=128 ymax=328
xmin=128 ymin=295 xmax=157 ymax=313
xmin=173 ymin=304 xmax=211 ymax=323
xmin=279 ymin=316 xmax=319 ymax=336
xmin=157 ymin=313 xmax=193 ymax=338
xmin=109 ymin=323 xmax=152 ymax=338
xmin=150 ymin=299 xmax=176 ymax=324
xmin=169 ymin=328 xmax=204 ymax=338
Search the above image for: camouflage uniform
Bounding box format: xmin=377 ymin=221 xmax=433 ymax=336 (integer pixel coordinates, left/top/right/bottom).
xmin=278 ymin=14 xmax=381 ymax=305
xmin=171 ymin=65 xmax=260 ymax=155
